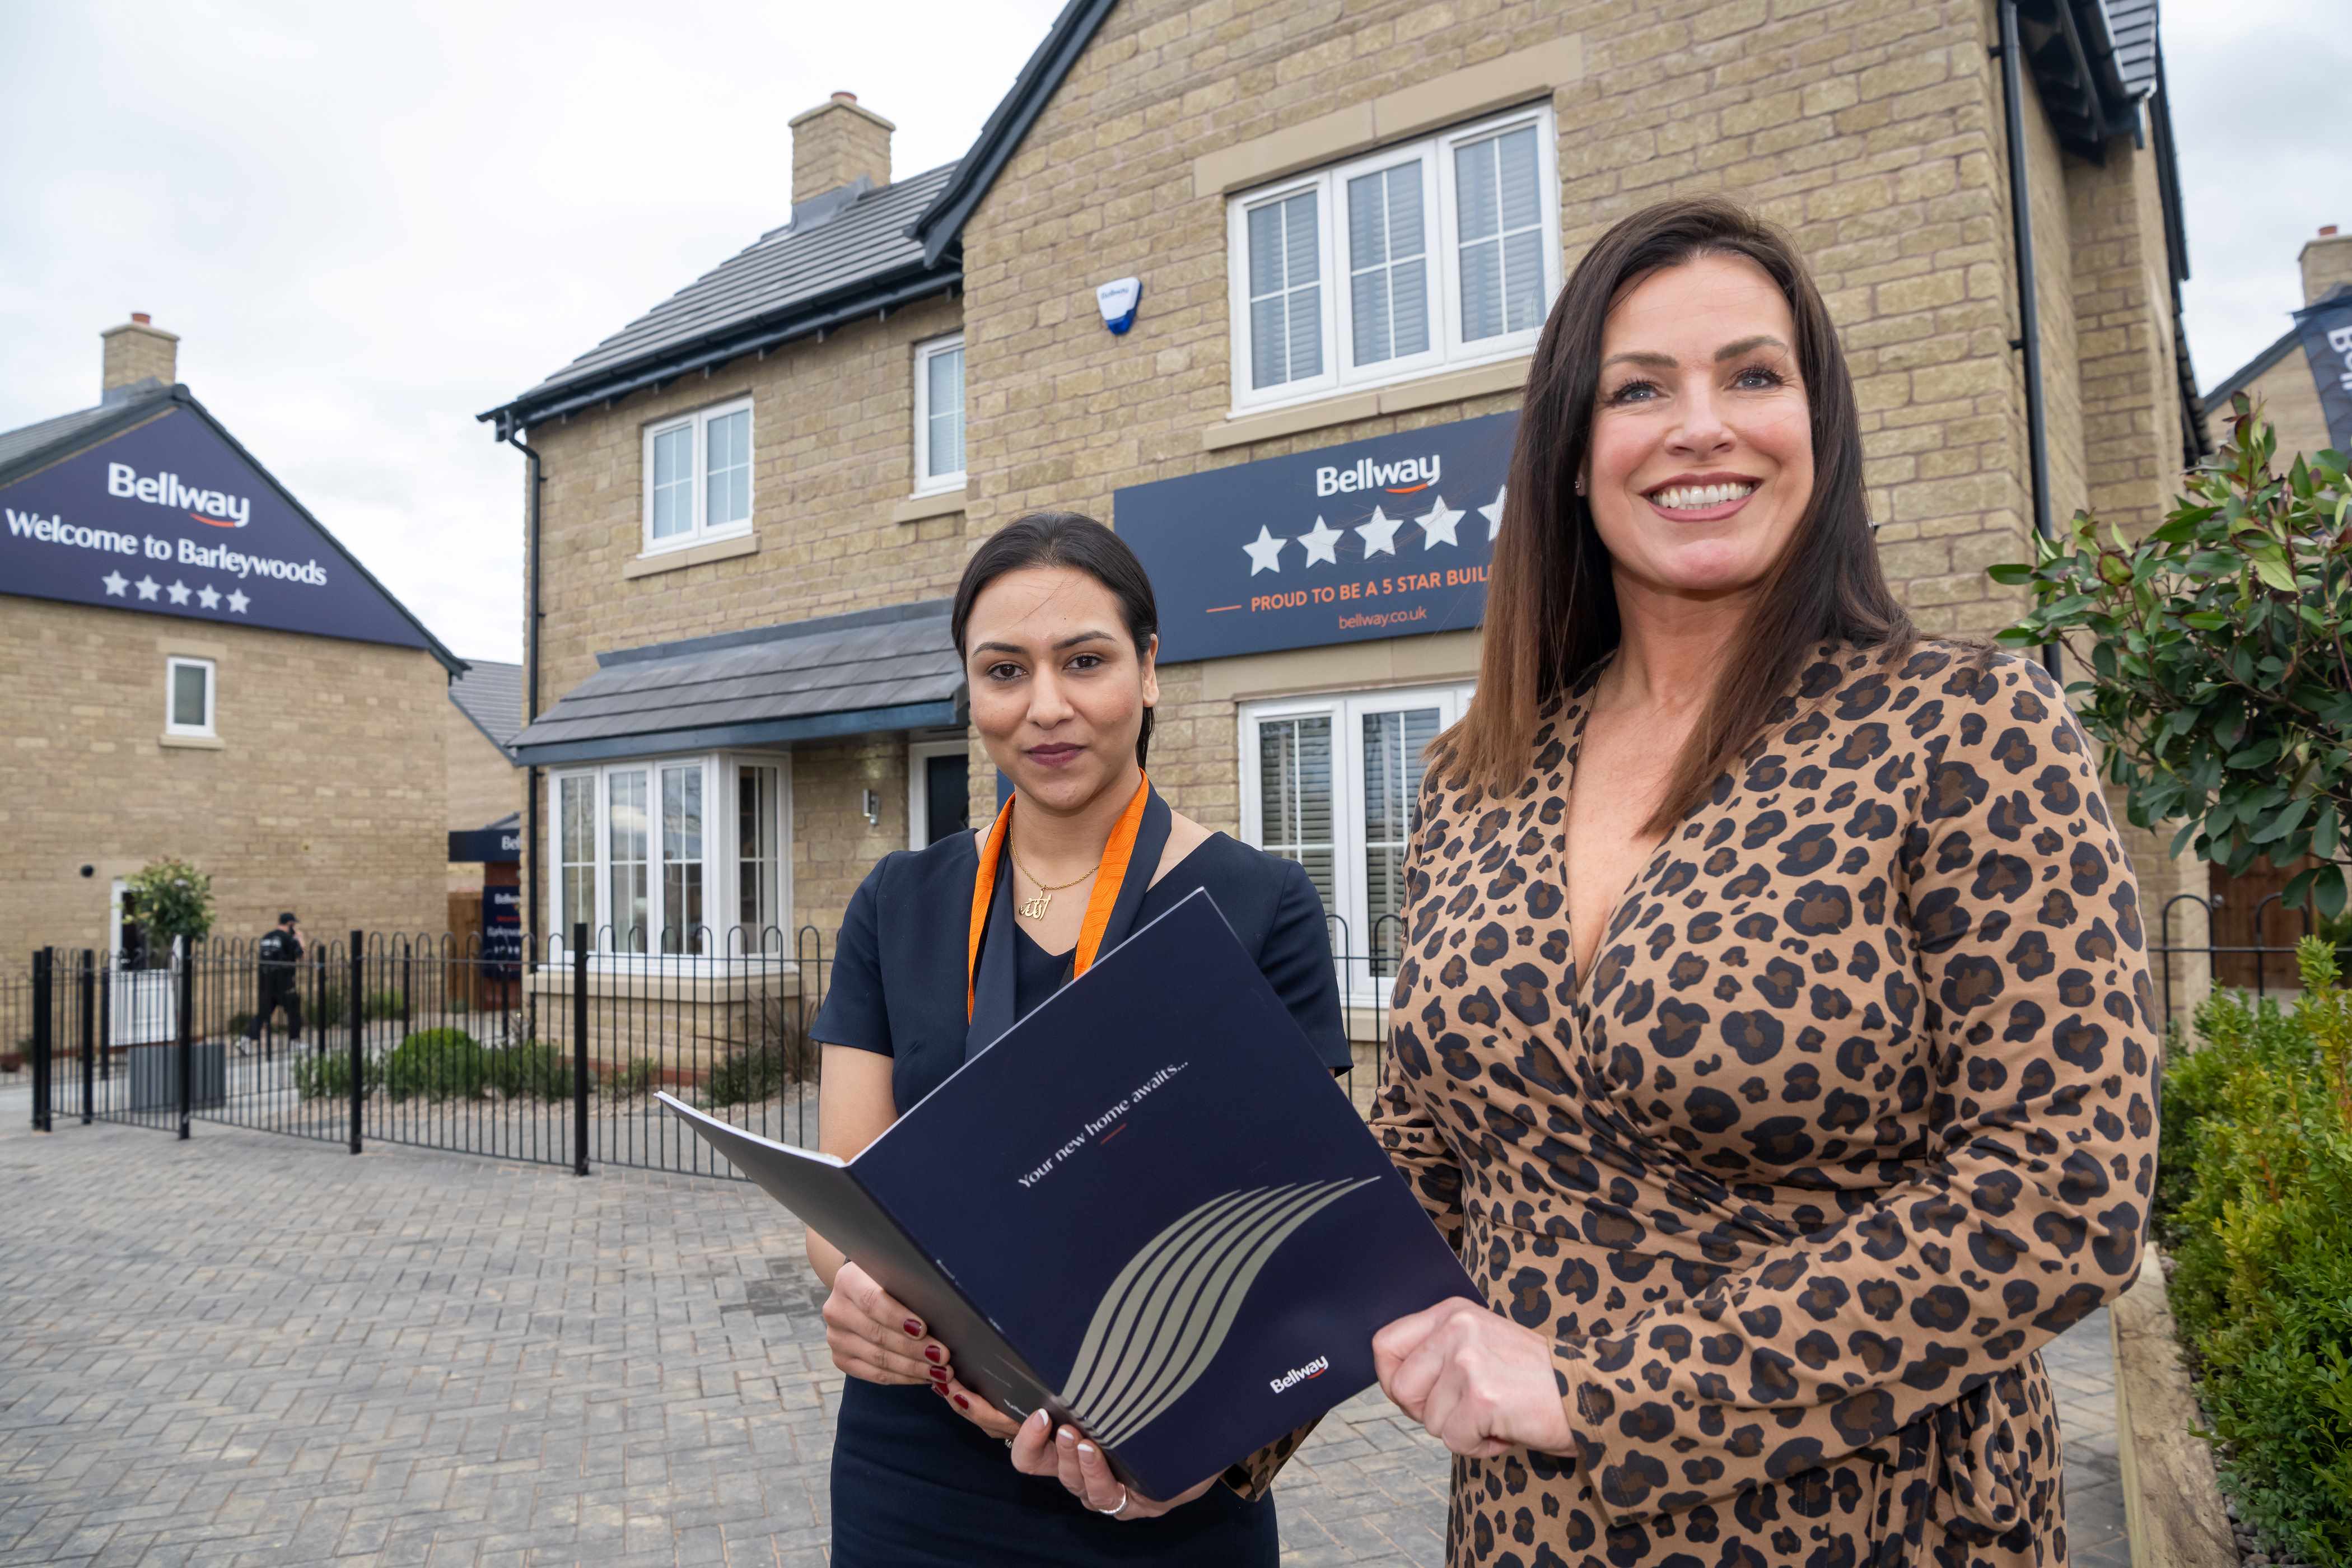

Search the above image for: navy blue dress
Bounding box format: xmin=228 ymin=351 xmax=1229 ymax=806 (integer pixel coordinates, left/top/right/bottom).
xmin=811 ymin=830 xmax=1350 ymax=1568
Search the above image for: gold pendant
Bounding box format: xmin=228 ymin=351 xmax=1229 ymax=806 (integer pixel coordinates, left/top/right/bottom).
xmin=1019 ymin=894 xmax=1052 ymax=921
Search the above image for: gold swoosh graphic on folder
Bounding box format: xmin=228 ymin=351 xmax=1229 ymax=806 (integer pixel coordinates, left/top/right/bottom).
xmin=1055 ymin=1179 xmax=1376 ymax=1449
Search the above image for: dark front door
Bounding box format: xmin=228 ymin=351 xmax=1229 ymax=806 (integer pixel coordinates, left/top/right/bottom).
xmin=925 ymin=753 xmax=970 ymax=846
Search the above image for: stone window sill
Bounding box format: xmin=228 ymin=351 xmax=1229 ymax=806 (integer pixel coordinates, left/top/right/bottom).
xmin=159 ymin=732 xmax=224 ymax=750
xmin=892 ymin=486 xmax=967 ymax=524
xmin=1203 ymin=357 xmax=1530 ymax=452
xmin=624 ymin=531 xmax=760 ymax=580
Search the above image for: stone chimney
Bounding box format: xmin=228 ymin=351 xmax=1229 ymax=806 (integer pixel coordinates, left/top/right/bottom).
xmin=2301 ymin=224 xmax=2352 ymax=305
xmin=100 ymin=312 xmax=178 ymax=398
xmin=789 ymin=92 xmax=893 ymax=211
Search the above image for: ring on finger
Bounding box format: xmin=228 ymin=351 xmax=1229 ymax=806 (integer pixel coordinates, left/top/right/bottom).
xmin=1090 ymin=1487 xmax=1131 ymax=1518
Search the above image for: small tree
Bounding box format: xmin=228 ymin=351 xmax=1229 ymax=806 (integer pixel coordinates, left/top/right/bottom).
xmin=123 ymin=858 xmax=216 ymax=948
xmin=1992 ymin=394 xmax=2352 ymax=918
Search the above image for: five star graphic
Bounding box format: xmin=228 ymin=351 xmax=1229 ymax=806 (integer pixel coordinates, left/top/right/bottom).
xmin=1296 ymin=516 xmax=1342 ymax=567
xmin=1413 ymin=496 xmax=1464 ymax=549
xmin=1241 ymin=524 xmax=1289 ymax=575
xmin=133 ymin=575 xmax=160 ymax=601
xmin=226 ymin=589 xmax=251 ymax=615
xmin=1477 ymin=485 xmax=1506 ymax=541
xmin=196 ymin=585 xmax=221 ymax=610
xmin=100 ymin=570 xmax=128 ymax=598
xmin=1354 ymin=505 xmax=1406 ymax=558
xmin=165 ymin=580 xmax=192 ymax=606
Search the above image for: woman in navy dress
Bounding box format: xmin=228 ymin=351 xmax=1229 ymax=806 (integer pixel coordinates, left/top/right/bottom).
xmin=806 ymin=512 xmax=1352 ymax=1567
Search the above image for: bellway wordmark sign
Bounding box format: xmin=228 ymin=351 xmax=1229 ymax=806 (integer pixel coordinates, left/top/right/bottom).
xmin=1115 ymin=412 xmax=1517 ymax=663
xmin=0 ymin=401 xmax=437 ymax=651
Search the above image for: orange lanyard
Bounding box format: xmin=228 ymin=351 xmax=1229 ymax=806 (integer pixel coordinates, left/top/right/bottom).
xmin=967 ymin=773 xmax=1151 ymax=1021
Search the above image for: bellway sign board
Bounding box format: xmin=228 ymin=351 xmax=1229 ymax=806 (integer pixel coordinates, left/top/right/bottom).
xmin=1114 ymin=412 xmax=1516 ymax=664
xmin=0 ymin=403 xmax=436 ymax=651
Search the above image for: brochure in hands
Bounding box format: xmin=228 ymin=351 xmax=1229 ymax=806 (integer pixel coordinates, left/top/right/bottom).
xmin=656 ymin=886 xmax=1478 ymax=1500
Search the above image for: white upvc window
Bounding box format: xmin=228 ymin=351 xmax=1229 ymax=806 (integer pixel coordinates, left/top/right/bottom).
xmin=1226 ymin=103 xmax=1560 ymax=413
xmin=641 ymin=396 xmax=754 ymax=553
xmin=1238 ymin=683 xmax=1475 ymax=1003
xmin=165 ymin=656 xmax=215 ymax=736
xmin=548 ymin=752 xmax=792 ymax=964
xmin=913 ymin=334 xmax=965 ymax=493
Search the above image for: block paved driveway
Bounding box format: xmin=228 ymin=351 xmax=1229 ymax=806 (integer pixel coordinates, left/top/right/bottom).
xmin=0 ymin=1112 xmax=2122 ymax=1567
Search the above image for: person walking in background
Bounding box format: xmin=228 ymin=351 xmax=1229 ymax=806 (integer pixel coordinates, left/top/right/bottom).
xmin=240 ymin=912 xmax=305 ymax=1054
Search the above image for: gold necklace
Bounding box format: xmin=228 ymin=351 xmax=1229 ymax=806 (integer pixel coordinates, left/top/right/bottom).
xmin=1009 ymin=849 xmax=1095 ymax=921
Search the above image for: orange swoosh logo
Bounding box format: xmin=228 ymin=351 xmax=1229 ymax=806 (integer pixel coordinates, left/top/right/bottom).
xmin=1384 ymin=482 xmax=1430 ymax=494
xmin=188 ymin=512 xmax=244 ymax=528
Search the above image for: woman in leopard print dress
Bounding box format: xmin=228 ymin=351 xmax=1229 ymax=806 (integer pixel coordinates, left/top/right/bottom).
xmin=1359 ymin=200 xmax=2157 ymax=1566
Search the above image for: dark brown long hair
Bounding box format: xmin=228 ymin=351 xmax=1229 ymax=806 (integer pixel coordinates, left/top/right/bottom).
xmin=951 ymin=511 xmax=1160 ymax=768
xmin=1430 ymin=196 xmax=1912 ymax=825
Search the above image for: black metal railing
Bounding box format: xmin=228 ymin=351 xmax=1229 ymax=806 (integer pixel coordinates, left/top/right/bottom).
xmin=2149 ymin=890 xmax=2344 ymax=1030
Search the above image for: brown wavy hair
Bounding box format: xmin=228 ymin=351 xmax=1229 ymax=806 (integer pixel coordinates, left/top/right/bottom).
xmin=1429 ymin=196 xmax=1912 ymax=825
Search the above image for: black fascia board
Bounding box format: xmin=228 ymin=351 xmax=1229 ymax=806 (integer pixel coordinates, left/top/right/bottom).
xmin=909 ymin=0 xmax=1119 ymax=268
xmin=2 ymin=385 xmax=468 ymax=675
xmin=510 ymin=697 xmax=965 ymax=767
xmin=480 ymin=263 xmax=960 ymax=435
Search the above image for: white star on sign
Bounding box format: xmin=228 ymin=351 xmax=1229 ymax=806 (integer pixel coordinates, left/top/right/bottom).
xmin=1477 ymin=485 xmax=1507 ymax=542
xmin=1355 ymin=505 xmax=1406 ymax=558
xmin=101 ymin=570 xmax=128 ymax=597
xmin=133 ymin=575 xmax=160 ymax=601
xmin=1242 ymin=524 xmax=1288 ymax=576
xmin=165 ymin=579 xmax=192 ymax=605
xmin=1413 ymin=495 xmax=1464 ymax=549
xmin=226 ymin=589 xmax=251 ymax=614
xmin=196 ymin=585 xmax=221 ymax=610
xmin=1297 ymin=516 xmax=1343 ymax=567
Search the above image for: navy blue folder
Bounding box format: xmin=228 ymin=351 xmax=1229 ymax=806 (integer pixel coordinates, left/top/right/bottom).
xmin=658 ymin=886 xmax=1477 ymax=1499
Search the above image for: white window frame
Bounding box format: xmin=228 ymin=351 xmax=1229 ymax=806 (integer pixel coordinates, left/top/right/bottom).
xmin=907 ymin=739 xmax=972 ymax=851
xmin=640 ymin=395 xmax=754 ymax=556
xmin=1237 ymin=682 xmax=1476 ymax=1006
xmin=912 ymin=334 xmax=967 ymax=494
xmin=164 ymin=656 xmax=215 ymax=737
xmin=547 ymin=750 xmax=792 ymax=970
xmin=1225 ymin=102 xmax=1560 ymax=415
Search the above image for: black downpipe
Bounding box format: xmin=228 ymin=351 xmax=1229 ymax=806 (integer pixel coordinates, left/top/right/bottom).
xmin=503 ymin=424 xmax=547 ymax=952
xmin=1996 ymin=0 xmax=2061 ymax=679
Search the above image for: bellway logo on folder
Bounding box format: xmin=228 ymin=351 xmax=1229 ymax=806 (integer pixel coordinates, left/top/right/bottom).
xmin=1049 ymin=1179 xmax=1374 ymax=1448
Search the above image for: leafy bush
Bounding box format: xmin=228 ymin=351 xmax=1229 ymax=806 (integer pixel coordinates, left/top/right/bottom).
xmin=487 ymin=1041 xmax=571 ymax=1099
xmin=2157 ymin=939 xmax=2352 ymax=1564
xmin=601 ymin=1057 xmax=658 ymax=1097
xmin=292 ymin=1046 xmax=377 ymax=1100
xmin=1994 ymin=396 xmax=2352 ymax=918
xmin=380 ymin=1027 xmax=488 ymax=1101
xmin=363 ymin=989 xmax=407 ymax=1022
xmin=124 ymin=858 xmax=214 ymax=945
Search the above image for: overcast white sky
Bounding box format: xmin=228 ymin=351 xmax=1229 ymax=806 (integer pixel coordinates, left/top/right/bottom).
xmin=2 ymin=1 xmax=2339 ymax=667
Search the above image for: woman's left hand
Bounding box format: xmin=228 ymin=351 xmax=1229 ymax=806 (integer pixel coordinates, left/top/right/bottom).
xmin=1373 ymin=1297 xmax=1578 ymax=1458
xmin=937 ymin=1373 xmax=1021 ymax=1440
xmin=1007 ymin=1408 xmax=1218 ymax=1519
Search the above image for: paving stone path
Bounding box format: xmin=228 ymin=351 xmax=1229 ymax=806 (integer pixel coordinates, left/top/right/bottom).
xmin=0 ymin=1112 xmax=2121 ymax=1566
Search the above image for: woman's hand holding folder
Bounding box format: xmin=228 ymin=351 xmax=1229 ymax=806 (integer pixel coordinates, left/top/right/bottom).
xmin=1007 ymin=1409 xmax=1220 ymax=1520
xmin=821 ymin=1261 xmax=962 ymax=1395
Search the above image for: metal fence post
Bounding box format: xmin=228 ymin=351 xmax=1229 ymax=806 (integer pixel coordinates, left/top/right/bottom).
xmin=30 ymin=949 xmax=53 ymax=1133
xmin=98 ymin=952 xmax=111 ymax=1083
xmin=572 ymin=923 xmax=590 ymax=1177
xmin=78 ymin=950 xmax=95 ymax=1125
xmin=175 ymin=948 xmax=193 ymax=1140
xmin=348 ymin=930 xmax=364 ymax=1155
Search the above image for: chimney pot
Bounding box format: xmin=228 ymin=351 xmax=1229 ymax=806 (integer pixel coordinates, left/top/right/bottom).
xmin=100 ymin=313 xmax=179 ymax=397
xmin=789 ymin=91 xmax=894 ymax=211
xmin=131 ymin=311 xmax=151 ymax=325
xmin=2322 ymin=225 xmax=2340 ymax=237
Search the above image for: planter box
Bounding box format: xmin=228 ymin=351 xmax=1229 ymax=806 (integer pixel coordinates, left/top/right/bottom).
xmin=127 ymin=1040 xmax=226 ymax=1112
xmin=2112 ymin=1251 xmax=2236 ymax=1568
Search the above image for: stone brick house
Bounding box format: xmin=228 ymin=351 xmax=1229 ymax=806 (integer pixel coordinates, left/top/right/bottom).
xmin=485 ymin=0 xmax=2208 ymax=1031
xmin=0 ymin=316 xmax=460 ymax=1033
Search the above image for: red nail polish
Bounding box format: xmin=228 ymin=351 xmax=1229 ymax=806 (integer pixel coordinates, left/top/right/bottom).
xmin=928 ymin=1367 xmax=950 ymax=1382
xmin=953 ymin=1394 xmax=970 ymax=1410
xmin=903 ymin=1319 xmax=923 ymax=1337
xmin=925 ymin=1345 xmax=944 ymax=1364
xmin=930 ymin=1382 xmax=949 ymax=1397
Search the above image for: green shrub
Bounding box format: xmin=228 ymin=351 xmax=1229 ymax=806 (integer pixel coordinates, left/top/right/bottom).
xmin=225 ymin=1011 xmax=256 ymax=1039
xmin=487 ymin=1041 xmax=571 ymax=1099
xmin=601 ymin=1057 xmax=657 ymax=1097
xmin=703 ymin=1044 xmax=791 ymax=1107
xmin=362 ymin=989 xmax=407 ymax=1022
xmin=701 ymin=992 xmax=819 ymax=1108
xmin=2158 ymin=939 xmax=2352 ymax=1564
xmin=292 ymin=1046 xmax=377 ymax=1100
xmin=380 ymin=1027 xmax=488 ymax=1101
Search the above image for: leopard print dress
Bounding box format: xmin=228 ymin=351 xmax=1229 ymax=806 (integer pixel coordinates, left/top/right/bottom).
xmin=1375 ymin=642 xmax=2158 ymax=1568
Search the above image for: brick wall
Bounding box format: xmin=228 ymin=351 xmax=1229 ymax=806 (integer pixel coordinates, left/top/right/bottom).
xmin=0 ymin=597 xmax=450 ymax=960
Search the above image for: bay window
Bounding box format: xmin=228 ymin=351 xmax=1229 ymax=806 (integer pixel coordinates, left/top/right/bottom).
xmin=1239 ymin=684 xmax=1474 ymax=1001
xmin=549 ymin=753 xmax=791 ymax=962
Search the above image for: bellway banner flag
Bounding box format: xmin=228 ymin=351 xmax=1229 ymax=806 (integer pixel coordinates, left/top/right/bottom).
xmin=0 ymin=402 xmax=435 ymax=650
xmin=2294 ymin=290 xmax=2352 ymax=454
xmin=656 ymin=889 xmax=1477 ymax=1500
xmin=1114 ymin=412 xmax=1517 ymax=663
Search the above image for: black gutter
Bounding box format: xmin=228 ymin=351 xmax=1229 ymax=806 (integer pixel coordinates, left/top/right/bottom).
xmin=501 ymin=424 xmax=546 ymax=950
xmin=479 ymin=268 xmax=957 ymax=432
xmin=1997 ymin=0 xmax=2060 ymax=679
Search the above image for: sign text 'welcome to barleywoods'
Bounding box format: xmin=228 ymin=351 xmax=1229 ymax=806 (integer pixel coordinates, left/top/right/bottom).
xmin=0 ymin=404 xmax=433 ymax=651
xmin=1115 ymin=413 xmax=1516 ymax=664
